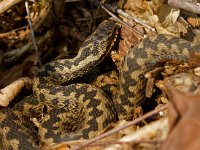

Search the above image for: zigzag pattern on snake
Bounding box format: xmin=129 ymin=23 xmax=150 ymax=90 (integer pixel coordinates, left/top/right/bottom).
xmin=1 ymin=20 xmax=200 ymax=149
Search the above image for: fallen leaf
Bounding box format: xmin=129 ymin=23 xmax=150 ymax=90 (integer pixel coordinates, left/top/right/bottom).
xmin=159 ymin=80 xmax=200 ymax=150
xmin=123 ymin=0 xmax=144 ymax=12
xmin=158 ymin=4 xmax=180 ymax=28
xmin=187 ymin=17 xmax=200 ymax=27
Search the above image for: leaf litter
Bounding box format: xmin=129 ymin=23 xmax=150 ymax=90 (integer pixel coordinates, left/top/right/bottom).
xmin=1 ymin=0 xmax=200 ymax=149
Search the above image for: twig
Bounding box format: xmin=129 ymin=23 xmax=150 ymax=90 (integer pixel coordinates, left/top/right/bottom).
xmin=0 ymin=77 xmax=32 ymax=107
xmin=86 ymin=139 xmax=163 ymax=148
xmin=76 ymin=15 xmax=103 ymax=22
xmin=105 ymin=4 xmax=155 ymax=31
xmin=96 ymin=1 xmax=143 ymax=39
xmin=71 ymin=104 xmax=168 ymax=150
xmin=25 ymin=1 xmax=42 ymax=66
xmin=52 ymin=139 xmax=163 ymax=149
xmin=168 ymin=0 xmax=200 ymax=14
xmin=0 ymin=26 xmax=28 ymax=39
xmin=145 ymin=67 xmax=164 ymax=98
xmin=105 ymin=117 xmax=168 ymax=150
xmin=0 ymin=0 xmax=22 ymax=14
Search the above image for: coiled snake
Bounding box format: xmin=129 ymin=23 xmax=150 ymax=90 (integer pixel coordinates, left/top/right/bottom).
xmin=1 ymin=20 xmax=200 ymax=149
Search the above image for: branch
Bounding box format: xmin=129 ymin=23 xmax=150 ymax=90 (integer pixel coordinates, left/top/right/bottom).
xmin=0 ymin=0 xmax=22 ymax=15
xmin=168 ymin=0 xmax=200 ymax=14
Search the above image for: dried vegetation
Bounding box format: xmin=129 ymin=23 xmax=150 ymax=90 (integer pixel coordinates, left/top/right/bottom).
xmin=1 ymin=0 xmax=200 ymax=149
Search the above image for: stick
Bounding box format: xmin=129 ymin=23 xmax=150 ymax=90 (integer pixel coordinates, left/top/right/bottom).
xmin=105 ymin=4 xmax=155 ymax=31
xmin=25 ymin=1 xmax=42 ymax=66
xmin=168 ymin=0 xmax=200 ymax=14
xmin=0 ymin=0 xmax=22 ymax=14
xmin=96 ymin=1 xmax=143 ymax=39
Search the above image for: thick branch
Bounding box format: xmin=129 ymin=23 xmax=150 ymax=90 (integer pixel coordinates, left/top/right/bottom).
xmin=168 ymin=0 xmax=200 ymax=14
xmin=0 ymin=0 xmax=22 ymax=14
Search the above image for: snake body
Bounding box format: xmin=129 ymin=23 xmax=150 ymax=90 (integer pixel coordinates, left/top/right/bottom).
xmin=1 ymin=20 xmax=200 ymax=149
xmin=115 ymin=34 xmax=200 ymax=119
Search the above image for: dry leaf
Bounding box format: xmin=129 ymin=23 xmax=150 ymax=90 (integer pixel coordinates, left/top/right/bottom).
xmin=187 ymin=17 xmax=200 ymax=27
xmin=160 ymin=81 xmax=200 ymax=150
xmin=155 ymin=25 xmax=176 ymax=35
xmin=176 ymin=21 xmax=188 ymax=35
xmin=123 ymin=0 xmax=144 ymax=12
xmin=158 ymin=5 xmax=180 ymax=28
xmin=105 ymin=118 xmax=169 ymax=150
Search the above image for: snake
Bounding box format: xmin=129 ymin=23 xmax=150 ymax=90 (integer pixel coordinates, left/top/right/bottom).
xmin=1 ymin=19 xmax=200 ymax=149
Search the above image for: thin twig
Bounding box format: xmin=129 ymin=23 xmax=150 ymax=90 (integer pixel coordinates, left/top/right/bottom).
xmin=64 ymin=0 xmax=80 ymax=2
xmin=105 ymin=117 xmax=168 ymax=150
xmin=52 ymin=139 xmax=163 ymax=149
xmin=80 ymin=139 xmax=163 ymax=148
xmin=97 ymin=1 xmax=143 ymax=39
xmin=105 ymin=4 xmax=155 ymax=31
xmin=25 ymin=1 xmax=42 ymax=66
xmin=76 ymin=15 xmax=103 ymax=22
xmin=71 ymin=104 xmax=168 ymax=150
xmin=0 ymin=26 xmax=28 ymax=39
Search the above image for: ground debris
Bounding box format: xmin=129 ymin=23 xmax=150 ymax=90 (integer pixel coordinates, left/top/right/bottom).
xmin=1 ymin=0 xmax=200 ymax=149
xmin=159 ymin=77 xmax=200 ymax=150
xmin=0 ymin=77 xmax=32 ymax=107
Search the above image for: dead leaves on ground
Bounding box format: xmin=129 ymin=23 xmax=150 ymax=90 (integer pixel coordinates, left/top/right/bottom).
xmin=1 ymin=0 xmax=200 ymax=150
xmin=160 ymin=78 xmax=200 ymax=150
xmin=94 ymin=0 xmax=200 ymax=149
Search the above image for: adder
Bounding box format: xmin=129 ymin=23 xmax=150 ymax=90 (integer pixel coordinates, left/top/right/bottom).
xmin=0 ymin=19 xmax=200 ymax=149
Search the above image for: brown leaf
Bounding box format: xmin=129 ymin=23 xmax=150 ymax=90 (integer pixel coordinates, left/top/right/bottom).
xmin=157 ymin=4 xmax=180 ymax=28
xmin=123 ymin=0 xmax=144 ymax=12
xmin=145 ymin=67 xmax=163 ymax=98
xmin=189 ymin=51 xmax=200 ymax=67
xmin=159 ymin=81 xmax=200 ymax=150
xmin=187 ymin=17 xmax=200 ymax=27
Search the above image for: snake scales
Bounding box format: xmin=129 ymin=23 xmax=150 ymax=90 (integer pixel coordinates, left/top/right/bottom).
xmin=1 ymin=20 xmax=200 ymax=149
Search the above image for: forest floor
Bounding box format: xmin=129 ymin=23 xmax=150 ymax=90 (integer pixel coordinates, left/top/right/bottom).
xmin=0 ymin=0 xmax=200 ymax=150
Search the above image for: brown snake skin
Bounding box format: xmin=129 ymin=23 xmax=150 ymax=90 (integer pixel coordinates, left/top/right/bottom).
xmin=1 ymin=20 xmax=200 ymax=149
